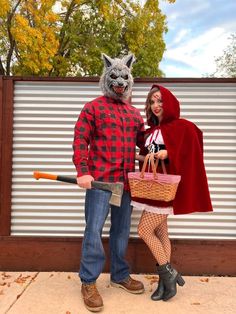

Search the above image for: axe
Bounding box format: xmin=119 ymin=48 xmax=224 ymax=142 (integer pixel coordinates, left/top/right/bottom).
xmin=33 ymin=171 xmax=124 ymax=207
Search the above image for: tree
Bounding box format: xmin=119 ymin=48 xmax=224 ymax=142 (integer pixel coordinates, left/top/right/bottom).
xmin=0 ymin=0 xmax=175 ymax=77
xmin=211 ymin=33 xmax=236 ymax=78
xmin=0 ymin=0 xmax=59 ymax=76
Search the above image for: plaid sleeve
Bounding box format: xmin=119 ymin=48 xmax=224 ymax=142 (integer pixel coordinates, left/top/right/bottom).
xmin=72 ymin=102 xmax=94 ymax=177
xmin=136 ymin=111 xmax=145 ymax=149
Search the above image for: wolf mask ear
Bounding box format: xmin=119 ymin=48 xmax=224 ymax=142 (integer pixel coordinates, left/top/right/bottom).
xmin=102 ymin=53 xmax=135 ymax=69
xmin=122 ymin=54 xmax=135 ymax=68
xmin=101 ymin=53 xmax=114 ymax=68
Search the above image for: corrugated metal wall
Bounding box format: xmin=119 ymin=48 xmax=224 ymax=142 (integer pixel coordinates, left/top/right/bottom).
xmin=11 ymin=80 xmax=236 ymax=239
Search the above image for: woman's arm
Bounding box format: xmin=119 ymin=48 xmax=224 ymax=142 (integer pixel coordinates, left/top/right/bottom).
xmin=135 ymin=153 xmax=146 ymax=162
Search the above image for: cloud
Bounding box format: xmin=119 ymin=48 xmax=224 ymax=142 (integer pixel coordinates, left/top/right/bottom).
xmin=162 ymin=27 xmax=232 ymax=77
xmin=159 ymin=0 xmax=236 ymax=77
xmin=161 ymin=63 xmax=200 ymax=78
xmin=165 ymin=1 xmax=210 ymax=27
xmin=172 ymin=29 xmax=191 ymax=45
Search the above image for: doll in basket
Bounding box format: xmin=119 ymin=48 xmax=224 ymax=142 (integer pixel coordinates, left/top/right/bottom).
xmin=133 ymin=85 xmax=213 ymax=302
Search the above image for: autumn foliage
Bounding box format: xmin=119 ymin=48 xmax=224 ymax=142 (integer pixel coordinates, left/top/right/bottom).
xmin=0 ymin=0 xmax=176 ymax=77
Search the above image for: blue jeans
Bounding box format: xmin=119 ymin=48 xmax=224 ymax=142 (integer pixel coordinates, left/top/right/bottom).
xmin=79 ymin=188 xmax=132 ymax=284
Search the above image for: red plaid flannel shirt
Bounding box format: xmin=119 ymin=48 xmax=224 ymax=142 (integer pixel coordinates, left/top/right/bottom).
xmin=73 ymin=96 xmax=145 ymax=190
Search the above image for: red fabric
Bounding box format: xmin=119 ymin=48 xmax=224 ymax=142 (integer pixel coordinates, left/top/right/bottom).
xmin=133 ymin=85 xmax=213 ymax=215
xmin=73 ymin=95 xmax=145 ymax=190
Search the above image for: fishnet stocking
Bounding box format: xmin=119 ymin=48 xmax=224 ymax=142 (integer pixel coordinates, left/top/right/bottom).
xmin=138 ymin=211 xmax=170 ymax=265
xmin=155 ymin=219 xmax=171 ymax=262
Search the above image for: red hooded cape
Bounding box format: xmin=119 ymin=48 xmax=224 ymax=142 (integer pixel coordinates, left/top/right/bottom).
xmin=133 ymin=84 xmax=213 ymax=215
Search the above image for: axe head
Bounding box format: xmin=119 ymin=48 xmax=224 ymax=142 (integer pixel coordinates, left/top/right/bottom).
xmin=91 ymin=181 xmax=124 ymax=207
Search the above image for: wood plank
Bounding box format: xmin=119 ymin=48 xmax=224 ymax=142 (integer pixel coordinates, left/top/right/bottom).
xmin=0 ymin=76 xmax=3 ymax=215
xmin=0 ymin=78 xmax=14 ymax=235
xmin=0 ymin=237 xmax=235 ymax=275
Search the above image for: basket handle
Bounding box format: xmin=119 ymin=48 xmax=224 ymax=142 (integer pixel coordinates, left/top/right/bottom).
xmin=153 ymin=153 xmax=167 ymax=174
xmin=140 ymin=153 xmax=167 ymax=179
xmin=140 ymin=153 xmax=152 ymax=178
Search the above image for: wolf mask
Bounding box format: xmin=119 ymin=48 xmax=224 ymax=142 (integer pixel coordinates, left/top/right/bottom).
xmin=99 ymin=53 xmax=135 ymax=101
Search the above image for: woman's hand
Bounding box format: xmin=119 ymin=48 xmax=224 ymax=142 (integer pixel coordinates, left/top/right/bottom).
xmin=135 ymin=153 xmax=145 ymax=162
xmin=154 ymin=149 xmax=168 ymax=160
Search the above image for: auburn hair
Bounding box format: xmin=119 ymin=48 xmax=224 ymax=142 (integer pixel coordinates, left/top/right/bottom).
xmin=144 ymin=86 xmax=160 ymax=125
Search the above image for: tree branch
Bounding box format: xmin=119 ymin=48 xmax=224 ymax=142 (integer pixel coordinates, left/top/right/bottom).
xmin=6 ymin=0 xmax=22 ymax=74
xmin=0 ymin=57 xmax=5 ymax=75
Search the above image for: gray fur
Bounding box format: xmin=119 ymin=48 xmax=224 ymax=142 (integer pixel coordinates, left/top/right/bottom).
xmin=99 ymin=53 xmax=135 ymax=101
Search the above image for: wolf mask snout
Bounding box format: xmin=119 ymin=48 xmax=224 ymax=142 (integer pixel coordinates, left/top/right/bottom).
xmin=99 ymin=53 xmax=135 ymax=101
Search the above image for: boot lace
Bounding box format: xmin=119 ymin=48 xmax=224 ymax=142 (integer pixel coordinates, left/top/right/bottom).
xmin=86 ymin=284 xmax=100 ymax=297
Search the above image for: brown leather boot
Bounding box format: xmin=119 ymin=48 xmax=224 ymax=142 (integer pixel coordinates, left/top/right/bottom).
xmin=110 ymin=276 xmax=144 ymax=294
xmin=81 ymin=283 xmax=103 ymax=312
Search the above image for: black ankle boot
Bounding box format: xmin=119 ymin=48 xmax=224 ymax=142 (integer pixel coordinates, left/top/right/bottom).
xmin=151 ymin=279 xmax=164 ymax=301
xmin=157 ymin=263 xmax=185 ymax=301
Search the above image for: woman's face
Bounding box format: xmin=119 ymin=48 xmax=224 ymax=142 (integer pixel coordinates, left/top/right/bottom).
xmin=150 ymin=91 xmax=163 ymax=121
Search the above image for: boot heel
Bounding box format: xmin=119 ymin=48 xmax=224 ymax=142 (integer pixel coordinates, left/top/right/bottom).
xmin=177 ymin=274 xmax=185 ymax=286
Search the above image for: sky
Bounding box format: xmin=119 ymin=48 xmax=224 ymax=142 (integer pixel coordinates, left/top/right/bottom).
xmin=158 ymin=0 xmax=236 ymax=77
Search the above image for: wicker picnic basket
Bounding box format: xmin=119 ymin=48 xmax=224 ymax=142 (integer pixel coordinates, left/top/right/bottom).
xmin=128 ymin=153 xmax=181 ymax=202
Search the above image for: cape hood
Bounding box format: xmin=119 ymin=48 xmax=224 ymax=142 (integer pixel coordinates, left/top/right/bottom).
xmin=148 ymin=84 xmax=180 ymax=125
xmin=136 ymin=84 xmax=213 ymax=215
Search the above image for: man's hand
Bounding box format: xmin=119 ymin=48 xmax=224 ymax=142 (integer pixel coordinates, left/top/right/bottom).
xmin=154 ymin=149 xmax=168 ymax=160
xmin=77 ymin=175 xmax=94 ymax=189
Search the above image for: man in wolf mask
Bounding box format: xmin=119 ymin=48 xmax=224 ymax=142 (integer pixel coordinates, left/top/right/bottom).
xmin=73 ymin=54 xmax=145 ymax=312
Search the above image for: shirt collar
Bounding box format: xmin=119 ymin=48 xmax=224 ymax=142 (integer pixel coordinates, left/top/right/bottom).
xmin=104 ymin=96 xmax=130 ymax=106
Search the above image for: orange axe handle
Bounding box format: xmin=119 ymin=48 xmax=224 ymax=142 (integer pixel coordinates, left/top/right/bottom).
xmin=33 ymin=171 xmax=77 ymax=184
xmin=33 ymin=171 xmax=124 ymax=207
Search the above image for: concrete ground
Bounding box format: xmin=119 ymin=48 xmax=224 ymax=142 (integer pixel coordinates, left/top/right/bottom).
xmin=0 ymin=272 xmax=235 ymax=314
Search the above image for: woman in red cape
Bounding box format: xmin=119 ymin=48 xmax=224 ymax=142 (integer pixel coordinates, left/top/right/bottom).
xmin=132 ymin=84 xmax=213 ymax=302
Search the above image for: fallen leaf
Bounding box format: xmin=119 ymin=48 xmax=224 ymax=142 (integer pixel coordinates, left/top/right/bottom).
xmin=145 ymin=275 xmax=159 ymax=281
xmin=1 ymin=273 xmax=11 ymax=279
xmin=14 ymin=275 xmax=31 ymax=284
xmin=150 ymin=278 xmax=158 ymax=285
xmin=0 ymin=282 xmax=6 ymax=286
xmin=200 ymin=278 xmax=209 ymax=282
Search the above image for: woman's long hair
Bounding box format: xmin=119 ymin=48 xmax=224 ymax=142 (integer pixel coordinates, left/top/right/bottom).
xmin=144 ymin=86 xmax=160 ymax=126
